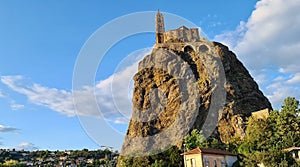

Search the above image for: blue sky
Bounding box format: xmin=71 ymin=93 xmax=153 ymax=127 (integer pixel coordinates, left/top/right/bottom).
xmin=0 ymin=0 xmax=299 ymax=151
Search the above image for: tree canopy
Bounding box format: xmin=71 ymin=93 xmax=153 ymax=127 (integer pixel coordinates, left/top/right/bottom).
xmin=237 ymin=97 xmax=300 ymax=166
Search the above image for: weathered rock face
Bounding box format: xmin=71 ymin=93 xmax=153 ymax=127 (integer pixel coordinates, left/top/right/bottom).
xmin=213 ymin=41 xmax=272 ymax=143
xmin=120 ymin=39 xmax=272 ymax=157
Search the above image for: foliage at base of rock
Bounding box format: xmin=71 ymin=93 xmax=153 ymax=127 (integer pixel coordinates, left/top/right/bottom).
xmin=118 ymin=146 xmax=182 ymax=167
xmin=235 ymin=97 xmax=300 ymax=166
xmin=184 ymin=129 xmax=225 ymax=151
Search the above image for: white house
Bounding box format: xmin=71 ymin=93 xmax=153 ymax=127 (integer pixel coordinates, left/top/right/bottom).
xmin=182 ymin=147 xmax=238 ymax=167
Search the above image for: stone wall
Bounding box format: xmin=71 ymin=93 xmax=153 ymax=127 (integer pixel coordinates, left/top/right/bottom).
xmin=163 ymin=26 xmax=200 ymax=43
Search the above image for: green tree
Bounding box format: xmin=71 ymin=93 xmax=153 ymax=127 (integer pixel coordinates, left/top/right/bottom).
xmin=209 ymin=138 xmax=225 ymax=150
xmin=0 ymin=159 xmax=26 ymax=167
xmin=118 ymin=156 xmax=133 ymax=167
xmin=184 ymin=129 xmax=208 ymax=150
xmin=150 ymin=160 xmax=166 ymax=167
xmin=269 ymin=97 xmax=300 ymax=149
xmin=184 ymin=129 xmax=225 ymax=150
xmin=131 ymin=157 xmax=150 ymax=167
xmin=237 ymin=97 xmax=300 ymax=166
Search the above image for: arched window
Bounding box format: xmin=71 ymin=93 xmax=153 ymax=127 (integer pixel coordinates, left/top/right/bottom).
xmin=183 ymin=45 xmax=194 ymax=53
xmin=199 ymin=44 xmax=209 ymax=52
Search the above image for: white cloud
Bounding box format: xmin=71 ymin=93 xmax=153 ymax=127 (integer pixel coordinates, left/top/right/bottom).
xmin=237 ymin=0 xmax=300 ymax=71
xmin=215 ymin=0 xmax=300 ymax=71
xmin=214 ymin=0 xmax=300 ymax=108
xmin=0 ymin=88 xmax=25 ymax=110
xmin=266 ymin=76 xmax=300 ymax=109
xmin=94 ymin=63 xmax=137 ymax=120
xmin=214 ymin=21 xmax=247 ymax=49
xmin=10 ymin=101 xmax=25 ymax=110
xmin=14 ymin=142 xmax=38 ymax=151
xmin=279 ymin=65 xmax=300 ymax=74
xmin=110 ymin=117 xmax=130 ymax=124
xmin=1 ymin=75 xmax=76 ymax=117
xmin=286 ymin=73 xmax=300 ymax=85
xmin=0 ymin=49 xmax=150 ymax=124
xmin=0 ymin=75 xmax=120 ymax=119
xmin=0 ymin=90 xmax=5 ymax=98
xmin=0 ymin=124 xmax=19 ymax=133
xmin=10 ymin=103 xmax=25 ymax=110
xmin=77 ymin=48 xmax=150 ymax=122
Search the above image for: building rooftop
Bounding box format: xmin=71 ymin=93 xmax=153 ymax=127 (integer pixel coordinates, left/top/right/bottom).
xmin=181 ymin=147 xmax=236 ymax=156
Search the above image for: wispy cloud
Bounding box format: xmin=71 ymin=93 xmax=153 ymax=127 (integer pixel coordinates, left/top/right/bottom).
xmin=214 ymin=0 xmax=300 ymax=108
xmin=286 ymin=73 xmax=300 ymax=85
xmin=0 ymin=88 xmax=25 ymax=110
xmin=214 ymin=21 xmax=247 ymax=49
xmin=0 ymin=49 xmax=150 ymax=124
xmin=14 ymin=142 xmax=38 ymax=151
xmin=10 ymin=101 xmax=25 ymax=110
xmin=266 ymin=75 xmax=300 ymax=109
xmin=1 ymin=75 xmax=76 ymax=117
xmin=0 ymin=90 xmax=5 ymax=98
xmin=0 ymin=124 xmax=19 ymax=133
xmin=75 ymin=48 xmax=150 ymax=122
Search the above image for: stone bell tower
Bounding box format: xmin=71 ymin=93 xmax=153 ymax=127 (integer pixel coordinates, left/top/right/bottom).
xmin=156 ymin=10 xmax=165 ymax=44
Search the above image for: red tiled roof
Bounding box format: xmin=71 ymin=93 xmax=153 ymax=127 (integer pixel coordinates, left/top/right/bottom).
xmin=181 ymin=147 xmax=236 ymax=156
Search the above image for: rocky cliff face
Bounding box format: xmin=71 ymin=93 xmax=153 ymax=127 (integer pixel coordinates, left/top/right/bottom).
xmin=120 ymin=39 xmax=272 ymax=157
xmin=213 ymin=41 xmax=272 ymax=143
